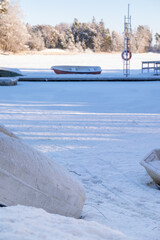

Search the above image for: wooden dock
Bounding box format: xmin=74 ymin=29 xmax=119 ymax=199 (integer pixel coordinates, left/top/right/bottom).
xmin=18 ymin=75 xmax=160 ymax=82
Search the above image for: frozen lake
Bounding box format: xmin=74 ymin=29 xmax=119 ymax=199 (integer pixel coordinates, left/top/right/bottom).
xmin=0 ymin=80 xmax=160 ymax=239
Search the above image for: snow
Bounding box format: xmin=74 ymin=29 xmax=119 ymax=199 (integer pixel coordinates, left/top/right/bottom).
xmin=0 ymin=67 xmax=21 ymax=75
xmin=0 ymin=52 xmax=160 ymax=240
xmin=0 ymin=205 xmax=134 ymax=240
xmin=0 ymin=52 xmax=160 ymax=80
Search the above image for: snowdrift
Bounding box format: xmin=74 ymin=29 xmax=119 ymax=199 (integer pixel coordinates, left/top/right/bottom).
xmin=0 ymin=125 xmax=85 ymax=218
xmin=0 ymin=205 xmax=133 ymax=240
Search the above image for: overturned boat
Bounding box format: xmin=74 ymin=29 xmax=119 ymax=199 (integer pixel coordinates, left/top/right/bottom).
xmin=140 ymin=149 xmax=160 ymax=185
xmin=0 ymin=67 xmax=22 ymax=85
xmin=0 ymin=125 xmax=85 ymax=218
xmin=51 ymin=65 xmax=102 ymax=74
xmin=0 ymin=67 xmax=22 ymax=77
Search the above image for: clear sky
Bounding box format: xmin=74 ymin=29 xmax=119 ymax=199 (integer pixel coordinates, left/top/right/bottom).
xmin=19 ymin=0 xmax=160 ymax=35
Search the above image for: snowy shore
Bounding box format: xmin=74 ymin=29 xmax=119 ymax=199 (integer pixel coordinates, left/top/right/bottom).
xmin=1 ymin=51 xmax=160 ymax=80
xmin=0 ymin=52 xmax=160 ymax=240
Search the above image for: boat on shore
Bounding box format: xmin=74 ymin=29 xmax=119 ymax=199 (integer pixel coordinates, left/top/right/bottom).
xmin=0 ymin=125 xmax=85 ymax=218
xmin=140 ymin=149 xmax=160 ymax=185
xmin=51 ymin=65 xmax=102 ymax=74
xmin=0 ymin=67 xmax=22 ymax=77
xmin=0 ymin=67 xmax=22 ymax=85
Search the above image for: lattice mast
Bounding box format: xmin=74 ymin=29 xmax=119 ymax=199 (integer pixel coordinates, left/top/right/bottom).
xmin=122 ymin=4 xmax=132 ymax=77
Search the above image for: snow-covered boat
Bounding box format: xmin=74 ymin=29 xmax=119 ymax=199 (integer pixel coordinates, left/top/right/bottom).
xmin=0 ymin=67 xmax=22 ymax=77
xmin=0 ymin=125 xmax=85 ymax=218
xmin=140 ymin=149 xmax=160 ymax=185
xmin=51 ymin=65 xmax=102 ymax=74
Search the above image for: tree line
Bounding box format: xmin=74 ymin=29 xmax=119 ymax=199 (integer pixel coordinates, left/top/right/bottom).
xmin=0 ymin=0 xmax=159 ymax=53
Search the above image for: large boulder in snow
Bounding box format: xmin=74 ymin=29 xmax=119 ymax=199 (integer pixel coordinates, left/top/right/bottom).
xmin=0 ymin=125 xmax=85 ymax=218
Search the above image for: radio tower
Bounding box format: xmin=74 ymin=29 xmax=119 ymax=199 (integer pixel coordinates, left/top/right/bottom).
xmin=121 ymin=4 xmax=132 ymax=77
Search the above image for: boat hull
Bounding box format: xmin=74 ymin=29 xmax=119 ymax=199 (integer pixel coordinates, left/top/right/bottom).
xmin=140 ymin=149 xmax=160 ymax=185
xmin=51 ymin=65 xmax=102 ymax=75
xmin=0 ymin=67 xmax=22 ymax=77
xmin=0 ymin=126 xmax=85 ymax=218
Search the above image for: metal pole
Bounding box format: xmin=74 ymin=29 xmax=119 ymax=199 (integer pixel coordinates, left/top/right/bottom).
xmin=121 ymin=4 xmax=132 ymax=77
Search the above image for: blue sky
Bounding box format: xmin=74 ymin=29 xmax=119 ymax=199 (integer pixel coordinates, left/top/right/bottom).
xmin=19 ymin=0 xmax=160 ymax=35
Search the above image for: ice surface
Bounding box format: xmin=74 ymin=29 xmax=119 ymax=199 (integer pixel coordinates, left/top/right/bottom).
xmin=0 ymin=52 xmax=160 ymax=80
xmin=0 ymin=52 xmax=160 ymax=240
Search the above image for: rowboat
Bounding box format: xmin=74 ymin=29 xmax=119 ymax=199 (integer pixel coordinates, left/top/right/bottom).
xmin=140 ymin=149 xmax=160 ymax=185
xmin=0 ymin=125 xmax=85 ymax=218
xmin=51 ymin=65 xmax=102 ymax=74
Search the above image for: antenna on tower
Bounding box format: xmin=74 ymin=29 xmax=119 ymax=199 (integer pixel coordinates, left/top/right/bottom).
xmin=121 ymin=4 xmax=132 ymax=77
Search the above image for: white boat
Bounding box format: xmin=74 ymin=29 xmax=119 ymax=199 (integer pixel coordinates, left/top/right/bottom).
xmin=0 ymin=125 xmax=85 ymax=218
xmin=140 ymin=149 xmax=160 ymax=185
xmin=51 ymin=65 xmax=102 ymax=74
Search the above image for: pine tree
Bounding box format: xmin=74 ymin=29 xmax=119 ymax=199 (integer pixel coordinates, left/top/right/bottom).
xmin=57 ymin=33 xmax=67 ymax=49
xmin=65 ymin=28 xmax=75 ymax=50
xmin=102 ymin=29 xmax=111 ymax=52
xmin=93 ymin=33 xmax=101 ymax=52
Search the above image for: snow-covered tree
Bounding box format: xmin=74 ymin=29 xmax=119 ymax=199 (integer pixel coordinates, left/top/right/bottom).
xmin=0 ymin=1 xmax=29 ymax=52
xmin=135 ymin=25 xmax=152 ymax=52
xmin=57 ymin=33 xmax=67 ymax=49
xmin=32 ymin=25 xmax=59 ymax=49
xmin=102 ymin=29 xmax=111 ymax=51
xmin=26 ymin=24 xmax=45 ymax=50
xmin=98 ymin=21 xmax=111 ymax=52
xmin=130 ymin=30 xmax=137 ymax=53
xmin=155 ymin=33 xmax=160 ymax=52
xmin=65 ymin=28 xmax=75 ymax=50
xmin=71 ymin=18 xmax=80 ymax=44
xmin=91 ymin=19 xmax=111 ymax=52
xmin=111 ymin=31 xmax=123 ymax=52
xmin=93 ymin=33 xmax=101 ymax=52
xmin=75 ymin=41 xmax=83 ymax=52
xmin=0 ymin=0 xmax=9 ymax=13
